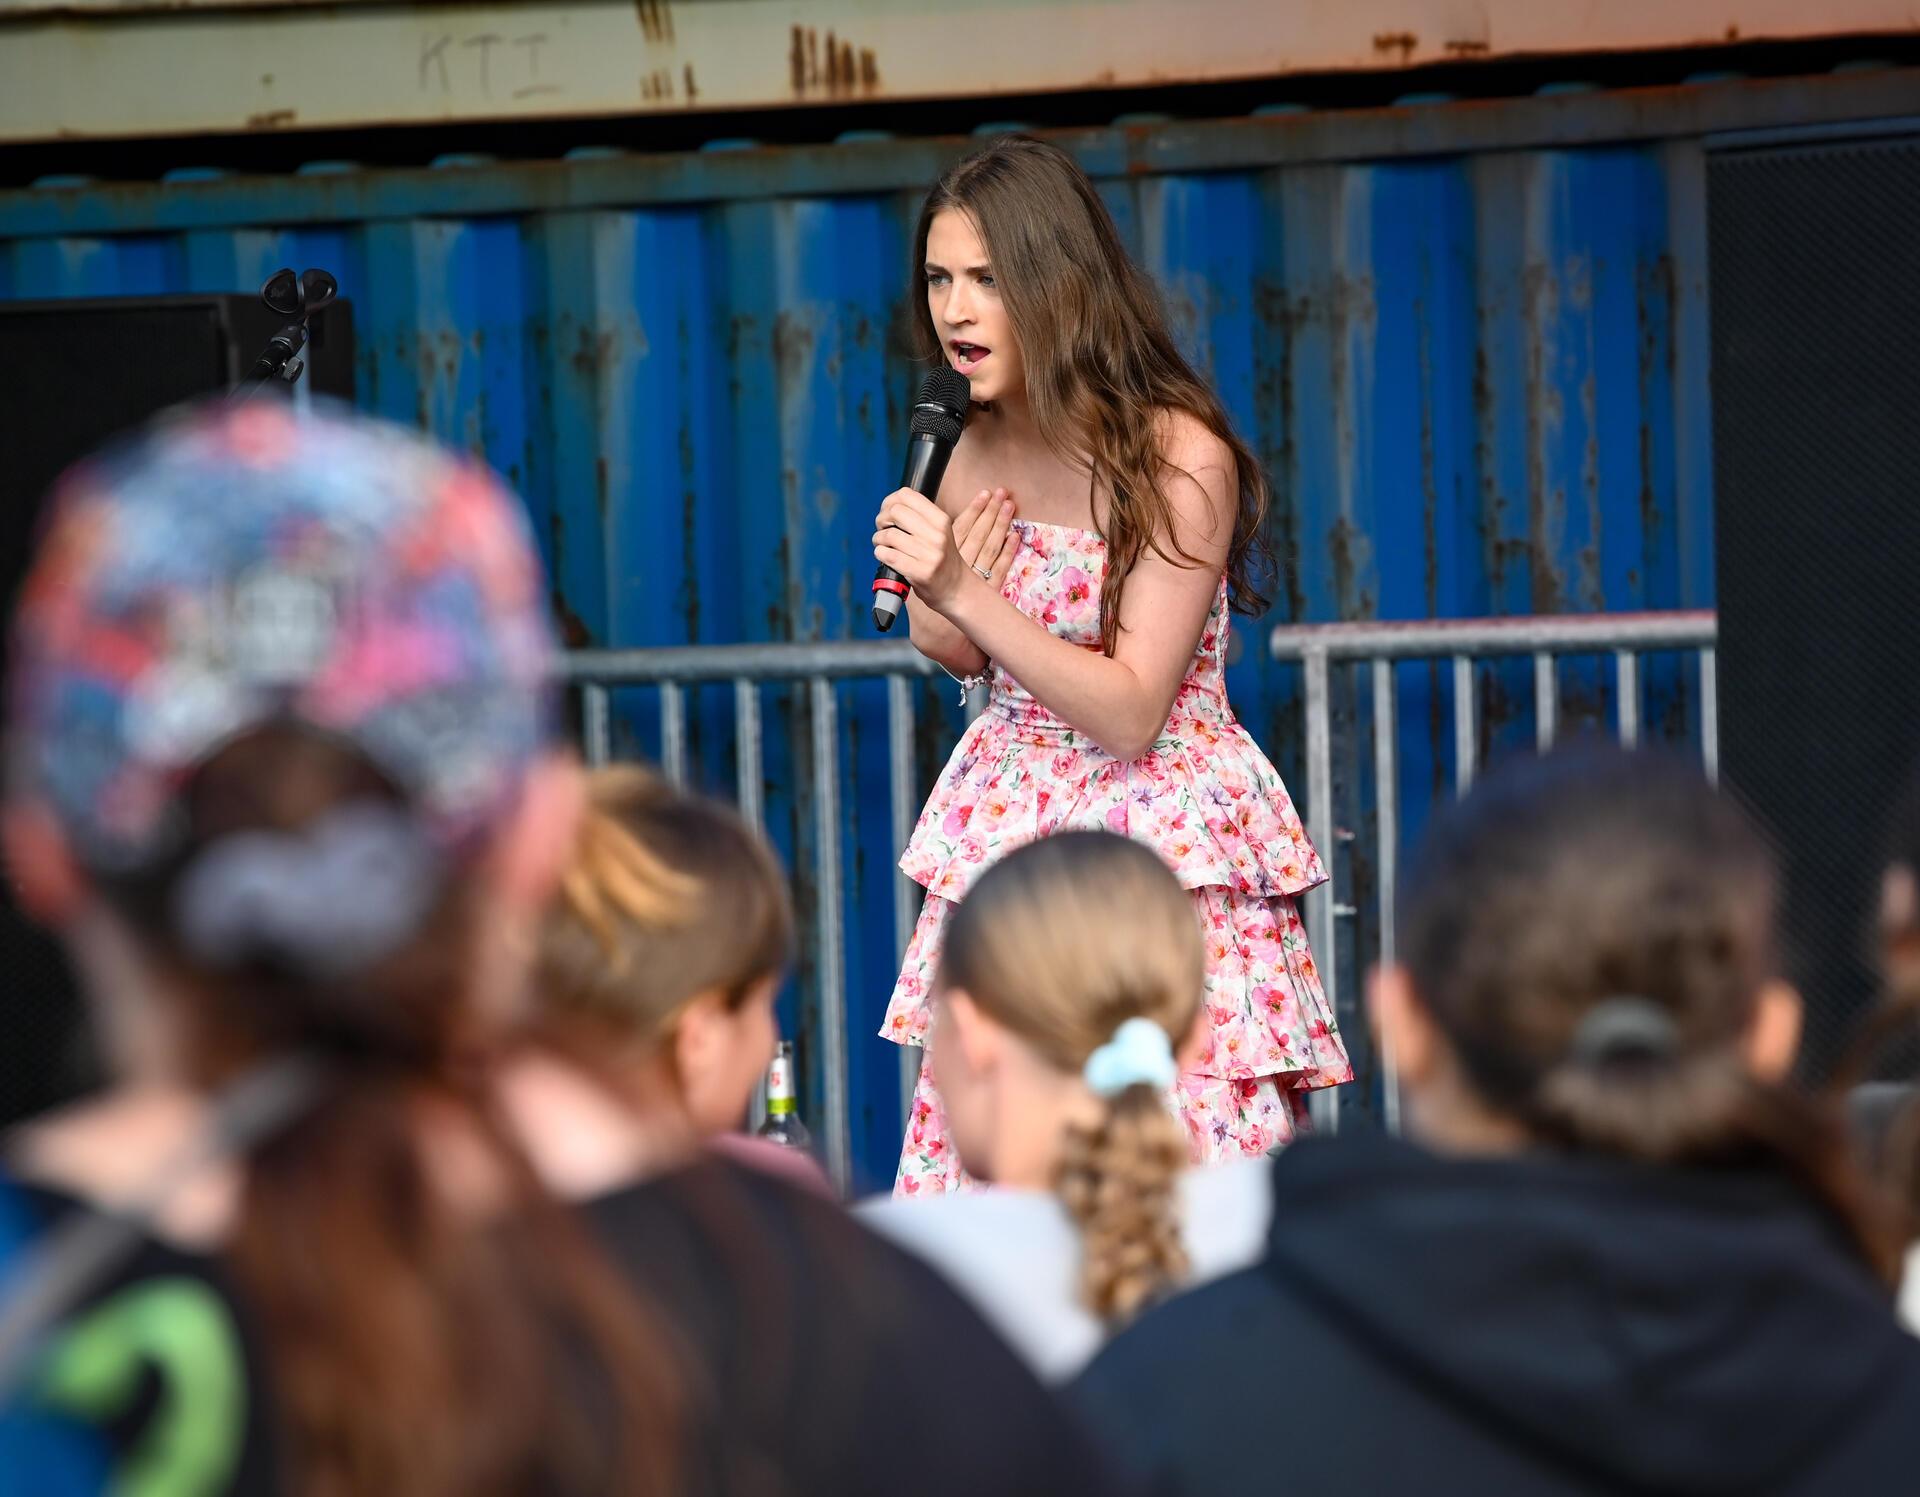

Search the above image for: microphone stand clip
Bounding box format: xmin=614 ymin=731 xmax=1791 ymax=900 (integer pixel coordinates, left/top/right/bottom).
xmin=232 ymin=267 xmax=338 ymax=403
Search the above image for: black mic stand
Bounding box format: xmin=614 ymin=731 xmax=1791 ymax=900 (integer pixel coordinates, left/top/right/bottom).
xmin=231 ymin=267 xmax=338 ymax=403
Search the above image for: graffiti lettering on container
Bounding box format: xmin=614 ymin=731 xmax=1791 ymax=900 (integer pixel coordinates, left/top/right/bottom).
xmin=418 ymin=32 xmax=563 ymax=99
xmin=513 ymin=34 xmax=560 ymax=99
xmin=462 ymin=35 xmax=503 ymax=95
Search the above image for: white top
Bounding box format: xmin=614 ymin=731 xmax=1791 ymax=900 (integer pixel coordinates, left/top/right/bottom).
xmin=856 ymin=1157 xmax=1273 ymax=1382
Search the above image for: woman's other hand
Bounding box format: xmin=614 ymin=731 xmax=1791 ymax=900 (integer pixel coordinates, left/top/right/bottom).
xmin=875 ymin=486 xmax=1014 ymax=615
xmin=952 ymin=487 xmax=1017 ymax=595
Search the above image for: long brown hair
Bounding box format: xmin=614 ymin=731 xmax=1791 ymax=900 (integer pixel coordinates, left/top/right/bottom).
xmin=1398 ymin=743 xmax=1899 ymax=1282
xmin=101 ymin=729 xmax=683 ymax=1497
xmin=936 ymin=831 xmax=1202 ymax=1321
xmin=911 ymin=135 xmax=1274 ymax=652
xmin=538 ymin=765 xmax=794 ymax=1058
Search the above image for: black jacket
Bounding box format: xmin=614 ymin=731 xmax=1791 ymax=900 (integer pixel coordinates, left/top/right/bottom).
xmin=1076 ymin=1132 xmax=1920 ymax=1496
xmin=588 ymin=1157 xmax=1117 ymax=1496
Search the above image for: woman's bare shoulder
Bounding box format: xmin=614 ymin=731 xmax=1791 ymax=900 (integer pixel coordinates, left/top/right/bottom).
xmin=1155 ymin=409 xmax=1233 ymax=480
xmin=1147 ymin=410 xmax=1236 ymax=556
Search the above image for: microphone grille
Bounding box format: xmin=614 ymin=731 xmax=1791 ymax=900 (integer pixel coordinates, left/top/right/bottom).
xmin=910 ymin=366 xmax=972 ymax=444
xmin=910 ymin=406 xmax=964 ymax=445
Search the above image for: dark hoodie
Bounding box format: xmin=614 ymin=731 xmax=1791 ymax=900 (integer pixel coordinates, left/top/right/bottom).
xmin=1075 ymin=1133 xmax=1920 ymax=1496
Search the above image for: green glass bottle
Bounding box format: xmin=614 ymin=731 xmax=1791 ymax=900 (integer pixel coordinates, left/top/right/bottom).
xmin=756 ymin=1040 xmax=810 ymax=1149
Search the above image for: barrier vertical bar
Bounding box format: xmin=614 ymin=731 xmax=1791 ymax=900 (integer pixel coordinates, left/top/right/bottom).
xmin=1534 ymin=652 xmax=1557 ymax=751
xmin=1615 ymin=651 xmax=1640 ymax=748
xmin=1372 ymin=657 xmax=1402 ymax=1134
xmin=1303 ymin=647 xmax=1339 ymax=1134
xmin=1452 ymin=655 xmax=1477 ymax=795
xmin=734 ymin=678 xmax=763 ymax=832
xmin=582 ymin=683 xmax=611 ymax=768
xmin=1700 ymin=647 xmax=1719 ymax=782
xmin=735 ymin=676 xmax=769 ymax=1129
xmin=809 ymin=676 xmax=850 ymax=1192
xmin=887 ymin=674 xmax=923 ymax=1126
xmin=660 ymin=682 xmax=688 ymax=786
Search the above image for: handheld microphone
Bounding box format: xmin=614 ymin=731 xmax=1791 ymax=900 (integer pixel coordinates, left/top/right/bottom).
xmin=872 ymin=366 xmax=972 ymax=632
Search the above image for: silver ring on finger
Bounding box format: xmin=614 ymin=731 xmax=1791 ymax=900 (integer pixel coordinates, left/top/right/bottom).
xmin=971 ymin=563 xmax=993 ymax=581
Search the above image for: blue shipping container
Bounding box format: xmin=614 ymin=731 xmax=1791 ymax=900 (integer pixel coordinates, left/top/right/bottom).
xmin=1 ymin=69 xmax=1911 ymax=1189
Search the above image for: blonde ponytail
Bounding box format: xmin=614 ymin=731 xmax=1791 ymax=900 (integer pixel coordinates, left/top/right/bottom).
xmin=1056 ymin=1084 xmax=1191 ymax=1320
xmin=936 ymin=832 xmax=1203 ymax=1323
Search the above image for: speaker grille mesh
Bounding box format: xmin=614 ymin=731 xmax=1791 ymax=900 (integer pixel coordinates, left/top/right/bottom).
xmin=1709 ymin=132 xmax=1920 ymax=1074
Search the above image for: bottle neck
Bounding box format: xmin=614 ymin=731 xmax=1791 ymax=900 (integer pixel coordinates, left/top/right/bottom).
xmin=766 ymin=1048 xmax=797 ymax=1114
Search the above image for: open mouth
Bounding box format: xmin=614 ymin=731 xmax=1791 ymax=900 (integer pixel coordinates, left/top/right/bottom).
xmin=950 ymin=341 xmax=990 ymax=375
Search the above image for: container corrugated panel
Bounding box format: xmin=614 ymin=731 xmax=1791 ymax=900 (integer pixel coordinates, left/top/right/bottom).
xmin=0 ymin=72 xmax=1907 ymax=1187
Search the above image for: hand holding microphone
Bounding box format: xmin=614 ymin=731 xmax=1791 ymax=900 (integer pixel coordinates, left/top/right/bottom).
xmin=871 ymin=367 xmax=972 ymax=631
xmin=873 ymin=485 xmax=1018 ymax=616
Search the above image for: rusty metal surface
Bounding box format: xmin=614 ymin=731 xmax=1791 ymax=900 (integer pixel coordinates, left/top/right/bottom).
xmin=2 ymin=0 xmax=1918 ymax=143
xmin=5 ymin=70 xmax=1918 ymax=237
xmin=0 ymin=79 xmax=1896 ymax=1176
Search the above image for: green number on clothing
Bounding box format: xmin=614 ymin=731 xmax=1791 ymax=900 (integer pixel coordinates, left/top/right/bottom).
xmin=36 ymin=1277 xmax=244 ymax=1497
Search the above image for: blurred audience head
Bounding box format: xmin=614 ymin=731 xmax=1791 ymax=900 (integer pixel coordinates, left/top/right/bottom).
xmin=3 ymin=401 xmax=679 ymax=1495
xmin=1875 ymin=769 xmax=1920 ymax=1021
xmin=1374 ymin=742 xmax=1894 ymax=1274
xmin=1850 ymin=767 xmax=1920 ymax=1242
xmin=933 ymin=830 xmax=1202 ymax=1320
xmin=5 ymin=400 xmax=573 ymax=1073
xmin=1378 ymin=743 xmax=1796 ymax=1148
xmin=535 ymin=765 xmax=792 ymax=1133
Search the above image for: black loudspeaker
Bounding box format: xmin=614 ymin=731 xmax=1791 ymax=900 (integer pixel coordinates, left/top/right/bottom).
xmin=1709 ymin=130 xmax=1920 ymax=1074
xmin=0 ymin=292 xmax=355 ymax=1126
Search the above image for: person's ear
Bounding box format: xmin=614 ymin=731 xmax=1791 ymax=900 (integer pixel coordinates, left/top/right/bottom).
xmin=673 ymin=988 xmax=733 ymax=1092
xmin=1743 ymin=980 xmax=1803 ymax=1084
xmin=1883 ymin=863 xmax=1919 ymax=940
xmin=941 ymin=990 xmax=1005 ymax=1079
xmin=3 ymin=801 xmax=87 ymax=925
xmin=1369 ymin=963 xmax=1444 ymax=1089
xmin=489 ymin=754 xmax=585 ymax=910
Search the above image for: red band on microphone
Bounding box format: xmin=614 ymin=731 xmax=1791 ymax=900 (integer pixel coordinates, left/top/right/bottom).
xmin=872 ymin=578 xmax=910 ymax=598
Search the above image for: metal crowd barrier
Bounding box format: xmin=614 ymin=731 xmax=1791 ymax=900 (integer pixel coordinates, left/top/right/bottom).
xmin=1270 ymin=610 xmax=1719 ymax=1132
xmin=557 ymin=639 xmax=962 ymax=1191
xmin=559 ymin=611 xmax=1718 ymax=1182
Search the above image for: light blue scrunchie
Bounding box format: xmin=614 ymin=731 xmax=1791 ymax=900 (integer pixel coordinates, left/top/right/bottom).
xmin=1082 ymin=1017 xmax=1178 ymax=1098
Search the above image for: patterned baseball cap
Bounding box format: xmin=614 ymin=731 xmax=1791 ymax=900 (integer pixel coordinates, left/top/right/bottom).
xmin=9 ymin=400 xmax=556 ymax=874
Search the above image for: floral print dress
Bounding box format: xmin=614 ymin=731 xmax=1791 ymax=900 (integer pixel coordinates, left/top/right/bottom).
xmin=881 ymin=519 xmax=1351 ymax=1194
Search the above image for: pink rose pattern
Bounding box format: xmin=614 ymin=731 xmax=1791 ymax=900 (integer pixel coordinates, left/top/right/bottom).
xmin=882 ymin=519 xmax=1351 ymax=1195
xmin=896 ymin=524 xmax=1328 ymax=905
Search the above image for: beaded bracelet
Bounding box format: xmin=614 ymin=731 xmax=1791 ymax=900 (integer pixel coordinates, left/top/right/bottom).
xmin=942 ymin=664 xmax=989 ymax=707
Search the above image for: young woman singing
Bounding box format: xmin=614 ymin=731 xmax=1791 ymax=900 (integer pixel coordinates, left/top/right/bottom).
xmin=874 ymin=136 xmax=1349 ymax=1193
